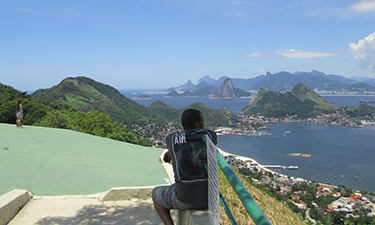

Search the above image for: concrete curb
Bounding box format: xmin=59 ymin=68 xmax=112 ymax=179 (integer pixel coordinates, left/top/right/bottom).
xmin=0 ymin=189 xmax=31 ymax=225
xmin=178 ymin=210 xmax=210 ymax=225
xmin=160 ymin=149 xmax=175 ymax=184
xmin=100 ymin=186 xmax=155 ymax=201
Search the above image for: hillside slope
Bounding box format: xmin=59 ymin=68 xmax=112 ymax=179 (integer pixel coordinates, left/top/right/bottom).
xmin=241 ymin=83 xmax=340 ymax=118
xmin=219 ymin=169 xmax=307 ymax=225
xmin=147 ymin=101 xmax=239 ymax=128
xmin=31 ymin=77 xmax=161 ymax=125
xmin=146 ymin=100 xmax=179 ymax=121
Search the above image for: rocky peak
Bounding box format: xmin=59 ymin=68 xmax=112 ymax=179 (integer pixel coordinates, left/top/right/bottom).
xmin=292 ymin=83 xmax=315 ymax=95
xmin=175 ymin=79 xmax=195 ymax=91
xmin=218 ymin=78 xmax=236 ymax=99
xmin=192 ymin=81 xmax=210 ymax=91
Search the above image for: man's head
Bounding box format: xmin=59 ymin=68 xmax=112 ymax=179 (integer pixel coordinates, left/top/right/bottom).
xmin=181 ymin=109 xmax=204 ymax=130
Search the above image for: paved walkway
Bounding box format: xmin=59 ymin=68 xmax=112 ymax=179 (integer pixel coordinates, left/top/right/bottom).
xmin=8 ymin=194 xmax=165 ymax=225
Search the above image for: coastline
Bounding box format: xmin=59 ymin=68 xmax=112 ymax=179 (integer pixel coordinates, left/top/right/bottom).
xmin=217 ymin=147 xmax=307 ymax=182
xmin=319 ymin=94 xmax=375 ymax=96
xmin=217 ymin=147 xmax=277 ymax=175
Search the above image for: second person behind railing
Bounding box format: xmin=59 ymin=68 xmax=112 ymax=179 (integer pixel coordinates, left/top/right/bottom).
xmin=152 ymin=108 xmax=218 ymax=225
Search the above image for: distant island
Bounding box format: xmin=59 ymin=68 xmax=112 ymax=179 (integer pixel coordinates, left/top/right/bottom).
xmin=134 ymin=94 xmax=151 ymax=99
xmin=289 ymin=153 xmax=312 ymax=158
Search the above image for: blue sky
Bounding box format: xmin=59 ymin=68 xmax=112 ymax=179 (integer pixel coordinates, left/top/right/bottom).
xmin=1 ymin=0 xmax=375 ymax=91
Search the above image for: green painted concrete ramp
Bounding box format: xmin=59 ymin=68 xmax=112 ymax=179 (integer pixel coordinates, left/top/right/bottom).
xmin=0 ymin=123 xmax=167 ymax=196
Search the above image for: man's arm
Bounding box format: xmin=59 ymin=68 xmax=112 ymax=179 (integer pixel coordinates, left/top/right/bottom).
xmin=208 ymin=129 xmax=218 ymax=145
xmin=163 ymin=151 xmax=171 ymax=163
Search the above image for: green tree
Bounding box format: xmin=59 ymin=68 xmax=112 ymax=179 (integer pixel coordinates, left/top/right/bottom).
xmin=0 ymin=100 xmax=17 ymax=124
xmin=286 ymin=201 xmax=300 ymax=213
xmin=37 ymin=110 xmax=73 ymax=129
xmin=22 ymin=100 xmax=53 ymax=125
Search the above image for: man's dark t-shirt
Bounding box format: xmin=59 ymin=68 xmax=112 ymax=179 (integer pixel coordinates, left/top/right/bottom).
xmin=165 ymin=128 xmax=217 ymax=207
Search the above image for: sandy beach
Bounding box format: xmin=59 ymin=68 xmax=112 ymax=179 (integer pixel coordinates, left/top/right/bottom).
xmin=217 ymin=147 xmax=272 ymax=173
xmin=217 ymin=147 xmax=306 ymax=182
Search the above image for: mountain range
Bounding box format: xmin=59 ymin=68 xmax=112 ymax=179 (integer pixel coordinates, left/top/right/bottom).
xmin=2 ymin=76 xmax=374 ymax=130
xmin=170 ymin=70 xmax=375 ymax=94
xmin=166 ymin=78 xmax=251 ymax=98
xmin=28 ymin=77 xmax=236 ymax=128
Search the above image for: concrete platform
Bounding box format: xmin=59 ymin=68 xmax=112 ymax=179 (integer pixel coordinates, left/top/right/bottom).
xmin=8 ymin=193 xmax=165 ymax=225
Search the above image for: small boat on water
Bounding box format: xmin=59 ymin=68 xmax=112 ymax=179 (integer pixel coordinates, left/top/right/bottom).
xmin=288 ymin=165 xmax=298 ymax=170
xmin=282 ymin=165 xmax=299 ymax=170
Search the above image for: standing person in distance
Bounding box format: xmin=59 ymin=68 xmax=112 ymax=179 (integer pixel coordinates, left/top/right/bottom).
xmin=15 ymin=99 xmax=23 ymax=128
xmin=152 ymin=108 xmax=218 ymax=225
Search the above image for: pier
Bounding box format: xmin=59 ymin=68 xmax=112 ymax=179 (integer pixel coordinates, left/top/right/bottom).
xmin=248 ymin=164 xmax=299 ymax=170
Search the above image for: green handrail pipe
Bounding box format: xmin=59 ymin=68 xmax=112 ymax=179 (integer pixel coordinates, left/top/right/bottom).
xmin=219 ymin=192 xmax=238 ymax=225
xmin=217 ymin=150 xmax=272 ymax=225
xmin=204 ymin=162 xmax=237 ymax=225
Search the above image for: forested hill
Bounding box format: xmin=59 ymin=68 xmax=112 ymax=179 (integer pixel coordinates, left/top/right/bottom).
xmin=241 ymin=83 xmax=341 ymax=118
xmin=31 ymin=77 xmax=162 ymax=125
xmin=0 ymin=83 xmax=28 ymax=106
xmin=147 ymin=100 xmax=239 ymax=128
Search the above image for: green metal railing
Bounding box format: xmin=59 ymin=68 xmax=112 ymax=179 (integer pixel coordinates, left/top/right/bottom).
xmin=217 ymin=150 xmax=271 ymax=225
xmin=204 ymin=134 xmax=271 ymax=225
xmin=219 ymin=191 xmax=238 ymax=225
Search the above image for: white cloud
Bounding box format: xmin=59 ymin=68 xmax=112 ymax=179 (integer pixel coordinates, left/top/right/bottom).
xmin=246 ymin=52 xmax=262 ymax=57
xmin=277 ymin=49 xmax=340 ymax=58
xmin=349 ymin=32 xmax=375 ymax=73
xmin=348 ymin=0 xmax=375 ymax=13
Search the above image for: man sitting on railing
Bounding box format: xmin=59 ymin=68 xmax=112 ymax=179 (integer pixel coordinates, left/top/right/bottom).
xmin=153 ymin=108 xmax=218 ymax=225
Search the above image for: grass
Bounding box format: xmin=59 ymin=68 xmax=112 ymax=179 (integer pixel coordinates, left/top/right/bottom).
xmin=218 ymin=168 xmax=307 ymax=225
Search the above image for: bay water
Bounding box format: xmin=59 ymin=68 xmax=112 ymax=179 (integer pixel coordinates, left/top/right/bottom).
xmin=218 ymin=123 xmax=375 ymax=192
xmin=121 ymin=90 xmax=375 ymax=192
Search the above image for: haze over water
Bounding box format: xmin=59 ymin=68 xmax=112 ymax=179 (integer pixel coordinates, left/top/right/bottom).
xmin=122 ymin=90 xmax=375 ymax=192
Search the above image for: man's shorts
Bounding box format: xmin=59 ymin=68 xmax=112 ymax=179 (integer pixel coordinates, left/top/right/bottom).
xmin=153 ymin=184 xmax=205 ymax=210
xmin=16 ymin=111 xmax=23 ymax=119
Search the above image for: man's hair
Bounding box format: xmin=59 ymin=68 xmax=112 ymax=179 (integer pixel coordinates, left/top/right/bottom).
xmin=181 ymin=109 xmax=202 ymax=130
